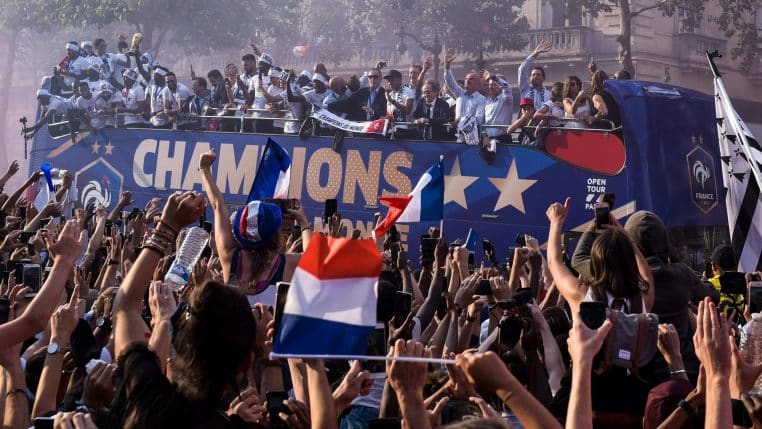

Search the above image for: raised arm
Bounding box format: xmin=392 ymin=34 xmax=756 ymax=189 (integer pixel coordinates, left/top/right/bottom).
xmin=414 ymin=57 xmax=432 ymax=99
xmin=0 ymin=221 xmax=84 ymax=350
xmin=0 ymin=160 xmax=20 ymax=192
xmin=113 ymin=191 xmax=204 ymax=357
xmin=2 ymin=171 xmax=43 ymax=213
xmin=545 ymin=198 xmax=587 ymax=314
xmin=198 ymin=149 xmax=237 ymax=271
xmin=518 ymin=40 xmax=552 ymax=95
xmin=305 ymin=360 xmax=338 ymax=429
xmin=415 ymin=238 xmax=447 ymax=328
xmin=443 ymin=49 xmax=464 ymax=99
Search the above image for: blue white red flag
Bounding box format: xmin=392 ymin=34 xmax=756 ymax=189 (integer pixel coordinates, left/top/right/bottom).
xmin=271 ymin=233 xmax=382 ymax=357
xmin=247 ymin=138 xmax=291 ymax=202
xmin=464 ymin=228 xmax=478 ymax=252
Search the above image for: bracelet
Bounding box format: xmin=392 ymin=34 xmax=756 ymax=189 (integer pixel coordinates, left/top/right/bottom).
xmin=499 ymin=390 xmax=514 ymax=404
xmin=669 ymin=369 xmax=686 ymax=376
xmin=5 ymin=388 xmax=26 ymax=398
xmin=678 ymin=399 xmax=696 ymax=416
xmin=157 ymin=220 xmax=179 ymax=236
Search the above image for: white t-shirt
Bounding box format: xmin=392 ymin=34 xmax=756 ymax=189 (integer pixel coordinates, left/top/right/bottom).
xmin=302 ymin=89 xmax=328 ymax=109
xmin=122 ymin=85 xmax=147 ymax=125
xmin=146 ymin=84 xmax=165 ymax=114
xmin=87 ymin=79 xmax=106 ymax=95
xmin=76 ymin=94 xmax=101 ymax=128
xmin=249 ymin=75 xmax=271 ymax=115
xmin=388 ymin=86 xmax=415 ymax=122
xmin=112 ymin=53 xmax=128 ymax=86
xmin=64 ymin=56 xmax=90 ymax=86
xmin=94 ymin=92 xmax=125 ymax=127
xmin=47 ymin=95 xmax=72 ymax=115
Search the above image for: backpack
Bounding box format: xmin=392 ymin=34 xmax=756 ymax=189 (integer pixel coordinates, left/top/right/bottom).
xmin=600 ymin=310 xmax=659 ymax=376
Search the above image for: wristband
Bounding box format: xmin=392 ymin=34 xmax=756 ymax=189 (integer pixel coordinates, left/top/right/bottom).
xmin=678 ymin=399 xmax=696 ymax=416
xmin=669 ymin=369 xmax=686 ymax=376
xmin=5 ymin=388 xmax=26 ymax=398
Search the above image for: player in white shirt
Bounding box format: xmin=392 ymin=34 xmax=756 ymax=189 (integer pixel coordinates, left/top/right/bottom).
xmin=119 ymin=69 xmax=148 ymax=127
xmin=26 ymin=89 xmax=73 ymax=137
xmin=384 ymin=69 xmax=416 ymax=137
xmin=94 ymin=82 xmax=125 ymax=127
xmin=160 ymin=72 xmax=191 ymax=127
xmin=74 ymin=81 xmax=101 ymax=129
xmin=59 ymin=42 xmax=90 ymax=88
xmin=147 ymin=66 xmax=169 ymax=127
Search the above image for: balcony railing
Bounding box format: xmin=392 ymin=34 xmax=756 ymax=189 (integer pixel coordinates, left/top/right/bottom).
xmin=673 ymin=33 xmax=726 ymax=66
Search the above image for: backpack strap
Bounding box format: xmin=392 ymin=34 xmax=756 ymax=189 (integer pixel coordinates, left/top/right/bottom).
xmin=631 ymin=313 xmax=648 ymax=380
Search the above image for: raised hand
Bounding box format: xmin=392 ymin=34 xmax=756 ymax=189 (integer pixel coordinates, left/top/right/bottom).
xmin=148 ymin=281 xmax=177 ymax=323
xmin=546 ymin=197 xmax=571 ymax=224
xmin=82 ymin=362 xmax=117 ymax=409
xmin=532 ymin=40 xmax=553 ymax=57
xmin=444 ymin=48 xmax=457 ymax=67
xmin=45 ymin=220 xmax=86 ymax=264
xmin=160 ymin=191 xmax=206 ymax=231
xmin=568 ymin=311 xmax=613 ymax=366
xmin=386 ymin=340 xmax=428 ymax=395
xmin=693 ymin=298 xmax=731 ymax=378
xmin=199 ymin=148 xmax=217 ymax=171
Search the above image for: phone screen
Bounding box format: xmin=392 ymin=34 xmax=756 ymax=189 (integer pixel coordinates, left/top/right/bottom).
xmin=482 ymin=239 xmax=496 ymax=265
xmin=420 ymin=237 xmax=437 ymax=267
xmin=273 ymin=282 xmax=291 ymax=338
xmin=594 ymin=203 xmax=610 ymax=230
xmin=749 ymin=282 xmax=762 ymax=314
xmin=323 ymin=199 xmax=338 ymax=222
xmin=0 ymin=297 xmax=10 ymax=324
xmin=475 ymin=279 xmax=493 ymax=296
xmin=580 ymin=301 xmax=607 ymax=329
xmin=22 ymin=264 xmax=42 ymax=293
xmin=33 ymin=417 xmax=54 ymax=429
xmin=392 ymin=291 xmax=412 ymax=326
xmin=362 ymin=324 xmax=387 ymax=375
xmin=266 ymin=391 xmax=290 ymax=429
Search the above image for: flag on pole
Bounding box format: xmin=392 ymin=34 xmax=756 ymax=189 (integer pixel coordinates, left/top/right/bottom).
xmin=247 ymin=138 xmax=291 ymax=202
xmin=714 ymin=72 xmax=762 ymax=272
xmin=373 ymin=158 xmax=444 ymax=237
xmin=271 ymin=233 xmax=382 ymax=357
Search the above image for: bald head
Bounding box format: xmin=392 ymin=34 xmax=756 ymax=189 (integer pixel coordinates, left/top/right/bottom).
xmin=329 ymin=76 xmax=346 ymax=94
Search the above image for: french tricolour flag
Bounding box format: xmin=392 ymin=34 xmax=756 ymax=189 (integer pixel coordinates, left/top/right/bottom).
xmin=272 ymin=233 xmax=382 ymax=357
xmin=375 ymin=158 xmax=444 ymax=237
xmin=247 ymin=138 xmax=291 ymax=202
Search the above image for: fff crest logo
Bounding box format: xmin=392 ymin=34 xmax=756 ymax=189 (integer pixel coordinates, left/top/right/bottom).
xmin=686 ymin=146 xmax=718 ymax=214
xmin=74 ymin=158 xmax=123 ymax=210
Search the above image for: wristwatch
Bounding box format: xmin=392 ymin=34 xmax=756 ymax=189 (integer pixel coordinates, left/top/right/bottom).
xmin=46 ymin=342 xmax=70 ymax=355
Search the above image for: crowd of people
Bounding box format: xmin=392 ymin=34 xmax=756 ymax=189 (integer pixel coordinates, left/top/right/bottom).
xmin=1 ymin=136 xmax=762 ymax=429
xmin=26 ymin=36 xmax=629 ymax=157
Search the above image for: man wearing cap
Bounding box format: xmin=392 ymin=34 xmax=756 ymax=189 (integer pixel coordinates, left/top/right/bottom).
xmin=443 ymin=49 xmax=486 ymax=144
xmin=26 ymin=89 xmax=73 ymax=137
xmin=119 ymin=69 xmax=148 ymax=128
xmin=504 ymin=98 xmax=539 ymax=146
xmin=707 ymin=244 xmax=745 ymax=316
xmin=94 ymin=82 xmax=125 ymax=128
xmin=58 ymin=42 xmax=89 ymax=88
xmin=518 ymin=40 xmax=553 ymax=110
xmin=384 ymin=69 xmax=416 ymax=138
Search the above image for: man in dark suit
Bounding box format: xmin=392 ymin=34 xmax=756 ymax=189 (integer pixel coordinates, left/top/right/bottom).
xmin=412 ymin=82 xmax=454 ymax=140
xmin=327 ymin=68 xmax=387 ymax=123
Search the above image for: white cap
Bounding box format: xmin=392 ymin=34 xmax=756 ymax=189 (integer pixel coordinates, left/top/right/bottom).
xmin=268 ymin=68 xmax=281 ymax=78
xmin=81 ymin=40 xmax=93 ymax=48
xmin=122 ymin=69 xmax=139 ymax=81
xmin=36 ymin=88 xmax=50 ymax=98
xmin=66 ymin=42 xmax=78 ymax=51
xmin=299 ymin=70 xmax=313 ymax=79
xmin=312 ymin=74 xmax=327 ymax=85
xmin=258 ymin=53 xmax=273 ymax=66
xmin=154 ymin=67 xmax=168 ymax=77
xmin=98 ymin=82 xmax=113 ymax=92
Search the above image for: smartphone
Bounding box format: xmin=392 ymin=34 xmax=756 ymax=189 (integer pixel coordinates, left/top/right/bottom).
xmin=368 ymin=418 xmax=402 ymax=429
xmin=594 ymin=202 xmax=610 ymax=230
xmin=392 ymin=291 xmax=412 ymax=326
xmin=720 ymin=271 xmax=747 ymax=296
xmin=266 ymin=391 xmax=291 ymax=429
xmin=475 ymin=279 xmax=493 ymax=296
xmin=323 ymin=198 xmax=337 ymax=222
xmin=20 ymin=231 xmax=34 ymax=242
xmin=468 ymin=252 xmax=474 ymax=268
xmin=580 ymin=301 xmax=607 ymax=329
xmin=390 ymin=242 xmax=401 ymax=268
xmin=22 ymin=264 xmax=42 ymax=293
xmin=18 ymin=206 xmax=26 ymax=220
xmin=388 ymin=225 xmax=399 ymax=243
xmin=105 ymin=220 xmax=114 ymax=237
xmin=482 ymin=239 xmax=496 ymax=265
xmin=128 ymin=207 xmax=141 ymax=220
xmin=33 ymin=417 xmax=54 ymax=429
xmin=40 ymin=217 xmax=52 ymax=227
xmin=273 ymin=282 xmax=291 ymax=337
xmin=202 ymin=221 xmax=212 ymax=233
xmin=0 ymin=297 xmax=10 ymax=324
xmin=748 ymin=281 xmax=762 ymax=314
xmin=513 ymin=288 xmax=533 ymax=306
xmin=420 ymin=237 xmax=437 ymax=267
xmin=362 ymin=323 xmax=387 ymax=375
xmin=515 ymin=233 xmax=526 ymax=247
xmin=506 ymin=247 xmax=515 ymax=267
xmin=59 ymin=215 xmax=66 ymax=223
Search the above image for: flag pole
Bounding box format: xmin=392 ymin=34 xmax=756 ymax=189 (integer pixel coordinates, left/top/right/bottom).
xmin=705 ymin=50 xmax=722 ymax=78
xmin=271 ymin=352 xmax=456 ymax=365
